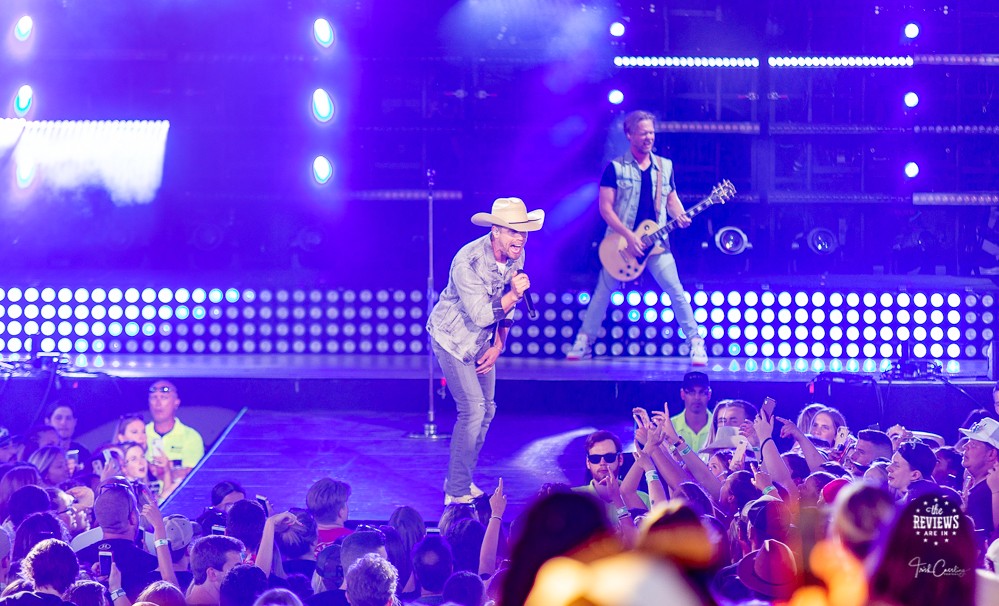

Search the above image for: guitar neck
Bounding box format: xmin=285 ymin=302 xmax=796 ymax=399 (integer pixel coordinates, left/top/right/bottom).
xmin=646 ymin=195 xmax=717 ymax=245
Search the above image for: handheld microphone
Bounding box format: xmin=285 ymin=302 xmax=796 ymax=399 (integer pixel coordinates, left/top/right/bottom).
xmin=515 ymin=270 xmax=538 ymax=320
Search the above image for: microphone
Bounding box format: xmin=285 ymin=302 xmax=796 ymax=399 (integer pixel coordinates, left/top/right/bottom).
xmin=515 ymin=270 xmax=538 ymax=320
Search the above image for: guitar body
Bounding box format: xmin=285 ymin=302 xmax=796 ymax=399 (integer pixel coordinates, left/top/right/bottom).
xmin=596 ymin=180 xmax=736 ymax=282
xmin=597 ymin=219 xmax=665 ymax=281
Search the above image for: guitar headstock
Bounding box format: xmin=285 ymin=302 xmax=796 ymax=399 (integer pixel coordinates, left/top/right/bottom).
xmin=709 ymin=179 xmax=737 ymax=205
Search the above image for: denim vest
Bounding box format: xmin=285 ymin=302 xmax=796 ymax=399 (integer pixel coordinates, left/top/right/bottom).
xmin=427 ymin=234 xmax=521 ymax=364
xmin=605 ymin=152 xmax=675 ymax=252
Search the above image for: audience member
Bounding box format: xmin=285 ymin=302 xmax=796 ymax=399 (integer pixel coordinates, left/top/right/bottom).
xmin=307 ymin=531 xmax=385 ymax=606
xmin=26 ymin=448 xmax=70 ymax=489
xmin=344 ymin=554 xmax=396 ymax=606
xmin=12 ymin=512 xmax=66 ymax=562
xmin=146 ymin=380 xmax=206 ymax=477
xmin=219 ymin=563 xmax=268 ymax=606
xmin=188 ymin=535 xmax=246 ymax=606
xmin=278 ymin=508 xmax=318 ymax=579
xmin=671 ymin=372 xmax=712 ymax=451
xmin=959 ymin=417 xmax=999 ymax=541
xmin=0 ymin=429 xmax=20 ymax=465
xmin=850 ymin=429 xmax=894 ymax=467
xmin=0 ymin=539 xmax=78 ymax=606
xmin=43 ymin=404 xmax=89 ymax=464
xmin=211 ymin=481 xmax=246 ymax=514
xmin=136 ymin=580 xmax=187 ymax=606
xmin=307 ymin=479 xmax=352 ymax=555
xmin=65 ymin=580 xmax=108 ymax=606
xmin=410 ymin=535 xmax=452 ymax=606
xmin=886 ymin=440 xmax=937 ymax=501
xmin=442 ymin=571 xmax=484 ymax=606
xmin=112 ymin=415 xmax=148 ymax=449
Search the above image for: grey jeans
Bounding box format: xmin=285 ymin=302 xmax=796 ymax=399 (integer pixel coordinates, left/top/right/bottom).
xmin=432 ymin=339 xmax=497 ymax=497
xmin=580 ymin=251 xmax=699 ymax=342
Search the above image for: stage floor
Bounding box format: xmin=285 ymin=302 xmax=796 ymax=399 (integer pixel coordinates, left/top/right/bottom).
xmin=82 ymin=353 xmax=992 ymax=384
xmin=161 ymin=405 xmax=635 ymax=524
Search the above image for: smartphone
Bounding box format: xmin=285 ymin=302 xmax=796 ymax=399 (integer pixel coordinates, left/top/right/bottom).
xmin=255 ymin=494 xmax=269 ymax=515
xmin=211 ymin=524 xmax=226 ymax=535
xmin=150 ymin=437 xmax=166 ymax=458
xmin=99 ymin=550 xmax=112 ymax=577
xmin=835 ymin=426 xmax=850 ymax=451
xmin=761 ymin=397 xmax=776 ymax=422
xmin=102 ymin=450 xmax=114 ymax=465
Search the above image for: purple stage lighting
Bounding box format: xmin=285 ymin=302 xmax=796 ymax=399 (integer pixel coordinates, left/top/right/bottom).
xmin=904 ymin=22 xmax=920 ymax=39
xmin=904 ymin=92 xmax=919 ymax=108
xmin=313 ymin=156 xmax=333 ymax=184
xmin=608 ymin=89 xmax=624 ymax=104
xmin=13 ymin=84 xmax=33 ymax=117
xmin=609 ymin=22 xmax=625 ymax=37
xmin=904 ymin=161 xmax=920 ymax=178
xmin=313 ymin=18 xmax=335 ymax=48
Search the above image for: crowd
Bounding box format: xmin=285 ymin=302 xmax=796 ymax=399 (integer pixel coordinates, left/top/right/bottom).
xmin=1 ymin=375 xmax=999 ymax=606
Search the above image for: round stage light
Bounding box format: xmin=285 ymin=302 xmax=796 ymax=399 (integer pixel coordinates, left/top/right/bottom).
xmin=609 ymin=22 xmax=625 ymax=37
xmin=904 ymin=92 xmax=919 ymax=108
xmin=313 ymin=18 xmax=335 ymax=48
xmin=313 ymin=156 xmax=333 ymax=184
xmin=14 ymin=85 xmax=32 ymax=117
xmin=904 ymin=161 xmax=919 ymax=178
xmin=608 ymin=89 xmax=624 ymax=105
xmin=312 ymin=88 xmax=334 ymax=122
xmin=14 ymin=15 xmax=33 ymax=42
xmin=806 ymin=227 xmax=838 ymax=255
xmin=15 ymin=160 xmax=35 ymax=189
xmin=904 ymin=22 xmax=920 ymax=39
xmin=714 ymin=226 xmax=749 ymax=255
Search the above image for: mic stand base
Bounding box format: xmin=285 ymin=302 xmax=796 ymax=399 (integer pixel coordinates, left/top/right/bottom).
xmin=406 ymin=423 xmax=451 ymax=440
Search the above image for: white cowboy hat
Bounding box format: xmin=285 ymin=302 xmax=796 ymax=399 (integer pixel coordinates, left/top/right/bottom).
xmin=471 ymin=197 xmax=545 ymax=232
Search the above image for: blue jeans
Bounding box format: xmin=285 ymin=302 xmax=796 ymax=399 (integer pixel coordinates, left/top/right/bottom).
xmin=580 ymin=251 xmax=699 ymax=342
xmin=432 ymin=339 xmax=497 ymax=497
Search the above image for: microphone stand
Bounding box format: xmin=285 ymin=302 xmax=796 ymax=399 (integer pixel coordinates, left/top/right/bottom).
xmin=408 ymin=169 xmax=449 ymax=440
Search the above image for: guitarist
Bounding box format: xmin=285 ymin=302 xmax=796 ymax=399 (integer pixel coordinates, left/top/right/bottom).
xmin=567 ymin=110 xmax=706 ymax=365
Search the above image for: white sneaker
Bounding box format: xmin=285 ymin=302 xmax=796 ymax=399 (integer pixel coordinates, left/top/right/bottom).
xmin=444 ymin=494 xmax=475 ymax=505
xmin=566 ymin=334 xmax=593 ymax=360
xmin=690 ymin=337 xmax=708 ymax=367
xmin=443 ymin=479 xmax=484 ymax=498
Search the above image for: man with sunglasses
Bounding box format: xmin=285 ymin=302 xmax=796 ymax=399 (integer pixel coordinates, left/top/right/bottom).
xmin=145 ymin=380 xmax=205 ymax=479
xmin=573 ymin=431 xmax=648 ymax=523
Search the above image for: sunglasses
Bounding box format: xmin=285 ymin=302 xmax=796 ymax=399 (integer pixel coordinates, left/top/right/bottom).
xmin=587 ymin=452 xmax=620 ymax=464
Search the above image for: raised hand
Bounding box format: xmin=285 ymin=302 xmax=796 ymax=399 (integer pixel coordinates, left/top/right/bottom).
xmin=592 ymin=474 xmax=622 ymax=504
xmin=776 ymin=416 xmax=801 ymax=440
xmin=490 ymin=478 xmax=507 ymax=520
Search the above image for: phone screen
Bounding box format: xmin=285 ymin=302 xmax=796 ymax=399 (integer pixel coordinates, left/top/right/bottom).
xmin=212 ymin=524 xmax=226 ymax=535
xmin=99 ymin=551 xmax=112 ymax=577
xmin=761 ymin=397 xmax=776 ymax=421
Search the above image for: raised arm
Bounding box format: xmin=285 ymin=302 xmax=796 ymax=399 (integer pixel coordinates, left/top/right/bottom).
xmin=777 ymin=416 xmax=827 ymax=472
xmin=754 ymin=413 xmax=799 ymax=508
xmin=479 ymin=479 xmax=506 ymax=577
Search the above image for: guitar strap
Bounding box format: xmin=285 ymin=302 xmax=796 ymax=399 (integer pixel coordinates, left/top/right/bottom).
xmin=652 ymin=154 xmax=663 ymax=219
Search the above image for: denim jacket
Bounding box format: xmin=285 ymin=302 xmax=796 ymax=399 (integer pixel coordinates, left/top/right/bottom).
xmin=606 ymin=152 xmax=676 ymax=252
xmin=427 ymin=234 xmax=521 ymax=364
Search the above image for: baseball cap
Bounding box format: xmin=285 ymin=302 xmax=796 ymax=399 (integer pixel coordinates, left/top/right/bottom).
xmin=144 ymin=514 xmax=200 ymax=552
xmin=959 ymin=418 xmax=999 ymax=450
xmin=681 ymin=371 xmax=710 ymax=390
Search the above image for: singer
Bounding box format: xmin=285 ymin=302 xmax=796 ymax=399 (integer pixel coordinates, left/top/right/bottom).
xmin=427 ymin=197 xmax=544 ymax=504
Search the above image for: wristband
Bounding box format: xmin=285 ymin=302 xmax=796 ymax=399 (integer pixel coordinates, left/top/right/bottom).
xmin=678 ymin=444 xmax=692 ymax=456
xmin=644 ymin=470 xmax=660 ymax=481
xmin=489 ymin=515 xmax=502 ymax=522
xmin=760 ymin=438 xmax=775 ymax=452
xmin=110 ymin=589 xmax=127 ymax=601
xmin=154 ymin=538 xmax=170 ymax=548
xmin=762 ymin=485 xmax=777 ymax=496
xmin=615 ymin=506 xmax=630 ymax=519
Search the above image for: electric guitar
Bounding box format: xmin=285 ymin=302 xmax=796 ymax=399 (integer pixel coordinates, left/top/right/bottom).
xmin=598 ymin=180 xmax=736 ymax=281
